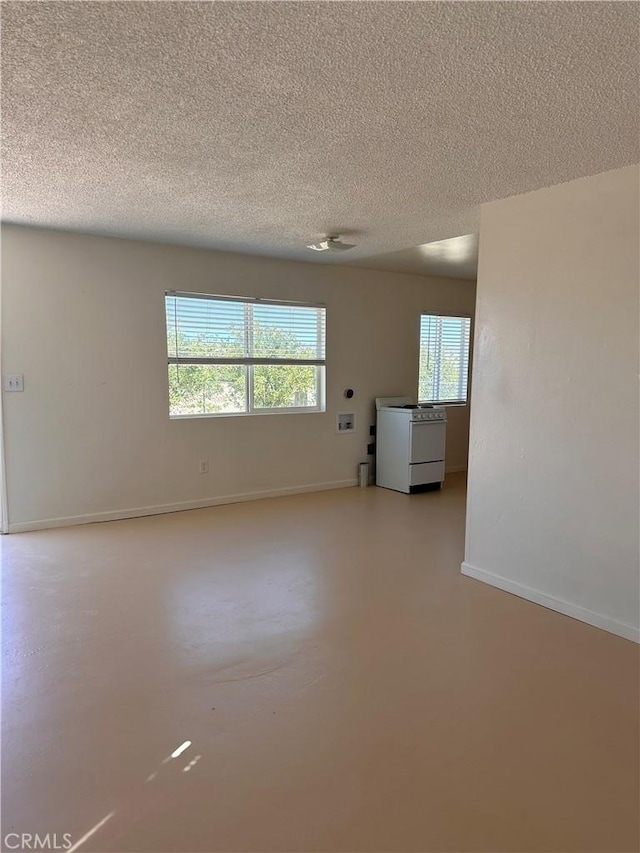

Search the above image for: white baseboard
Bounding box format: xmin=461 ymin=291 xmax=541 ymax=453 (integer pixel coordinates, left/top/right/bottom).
xmin=461 ymin=561 xmax=639 ymax=644
xmin=8 ymin=479 xmax=358 ymax=533
xmin=445 ymin=464 xmax=467 ymax=474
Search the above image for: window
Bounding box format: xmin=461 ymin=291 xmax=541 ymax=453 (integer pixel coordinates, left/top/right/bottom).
xmin=165 ymin=292 xmax=326 ymax=417
xmin=418 ymin=313 xmax=471 ymax=404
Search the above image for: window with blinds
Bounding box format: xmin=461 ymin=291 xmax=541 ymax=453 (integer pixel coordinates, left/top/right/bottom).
xmin=165 ymin=292 xmax=326 ymax=417
xmin=418 ymin=314 xmax=471 ymax=404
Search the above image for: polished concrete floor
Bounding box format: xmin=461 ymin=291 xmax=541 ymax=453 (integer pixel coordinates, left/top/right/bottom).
xmin=2 ymin=475 xmax=638 ymax=852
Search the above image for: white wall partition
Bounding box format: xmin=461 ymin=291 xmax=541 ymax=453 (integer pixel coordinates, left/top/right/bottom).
xmin=464 ymin=165 xmax=639 ymax=642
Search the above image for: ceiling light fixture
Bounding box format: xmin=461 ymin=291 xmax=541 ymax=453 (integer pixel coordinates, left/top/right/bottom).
xmin=307 ymin=235 xmax=356 ymax=252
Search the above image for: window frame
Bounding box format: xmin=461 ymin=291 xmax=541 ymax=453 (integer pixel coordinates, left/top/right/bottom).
xmin=417 ymin=311 xmax=472 ymax=406
xmin=166 ymin=290 xmax=327 ymax=418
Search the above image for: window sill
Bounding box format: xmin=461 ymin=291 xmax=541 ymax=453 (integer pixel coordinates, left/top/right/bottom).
xmin=170 ymin=407 xmax=325 ymax=420
xmin=418 ymin=401 xmax=468 ymax=408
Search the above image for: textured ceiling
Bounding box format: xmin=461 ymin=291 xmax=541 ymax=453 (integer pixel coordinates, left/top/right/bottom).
xmin=2 ymin=1 xmax=639 ymax=279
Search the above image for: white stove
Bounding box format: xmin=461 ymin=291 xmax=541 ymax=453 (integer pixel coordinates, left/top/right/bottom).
xmin=375 ymin=396 xmax=447 ymax=493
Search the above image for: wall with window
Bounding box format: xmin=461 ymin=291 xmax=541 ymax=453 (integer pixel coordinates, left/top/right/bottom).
xmin=464 ymin=164 xmax=639 ymax=642
xmin=1 ymin=225 xmax=476 ymax=530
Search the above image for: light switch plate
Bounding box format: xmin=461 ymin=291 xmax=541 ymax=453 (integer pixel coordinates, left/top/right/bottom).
xmin=3 ymin=374 xmax=24 ymax=392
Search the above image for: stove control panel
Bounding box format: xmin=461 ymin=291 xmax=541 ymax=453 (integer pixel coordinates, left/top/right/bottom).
xmin=412 ymin=410 xmax=446 ymax=422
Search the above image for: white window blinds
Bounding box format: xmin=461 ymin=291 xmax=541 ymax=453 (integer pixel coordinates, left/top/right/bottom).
xmin=418 ymin=314 xmax=471 ymax=404
xmin=166 ymin=293 xmax=326 ymax=364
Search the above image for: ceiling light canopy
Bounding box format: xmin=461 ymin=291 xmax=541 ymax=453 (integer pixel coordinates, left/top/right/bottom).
xmin=307 ymin=236 xmax=356 ymax=252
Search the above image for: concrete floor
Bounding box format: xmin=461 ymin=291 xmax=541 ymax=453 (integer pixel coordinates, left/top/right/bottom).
xmin=2 ymin=474 xmax=638 ymax=852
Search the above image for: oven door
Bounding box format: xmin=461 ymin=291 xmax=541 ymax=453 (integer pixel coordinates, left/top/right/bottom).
xmin=410 ymin=421 xmax=446 ymax=465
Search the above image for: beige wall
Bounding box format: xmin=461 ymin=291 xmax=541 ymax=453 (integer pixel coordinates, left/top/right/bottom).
xmin=464 ymin=165 xmax=639 ymax=642
xmin=1 ymin=225 xmax=475 ymax=530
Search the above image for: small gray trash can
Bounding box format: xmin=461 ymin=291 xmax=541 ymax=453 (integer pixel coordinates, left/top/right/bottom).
xmin=358 ymin=462 xmax=369 ymax=488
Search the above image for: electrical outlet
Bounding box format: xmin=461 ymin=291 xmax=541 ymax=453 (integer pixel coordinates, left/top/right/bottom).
xmin=3 ymin=374 xmax=24 ymax=392
xmin=199 ymin=460 xmax=209 ymax=474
